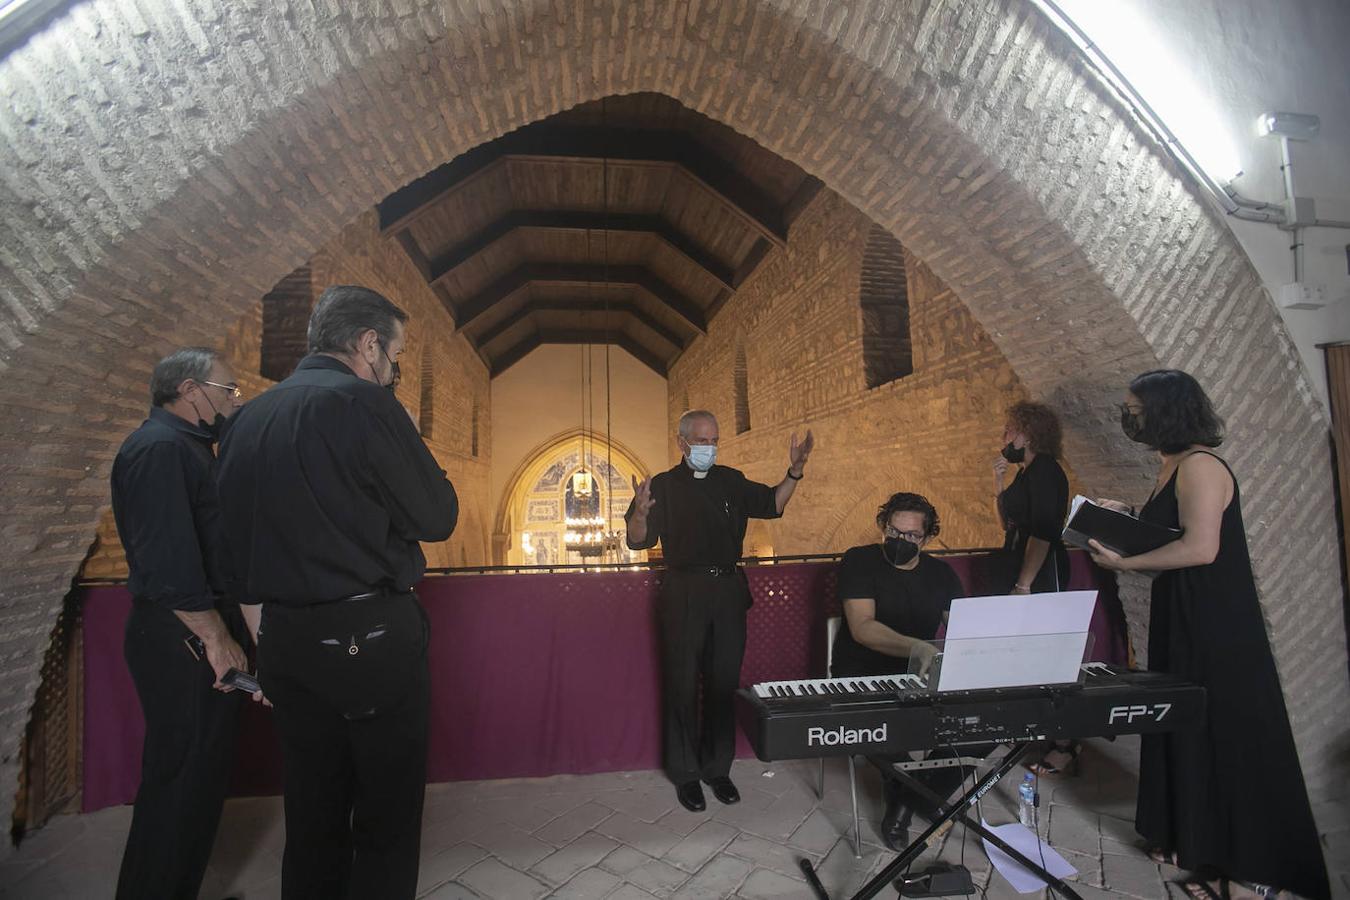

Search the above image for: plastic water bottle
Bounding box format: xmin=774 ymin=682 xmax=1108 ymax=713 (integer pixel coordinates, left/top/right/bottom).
xmin=1018 ymin=774 xmax=1037 ymax=827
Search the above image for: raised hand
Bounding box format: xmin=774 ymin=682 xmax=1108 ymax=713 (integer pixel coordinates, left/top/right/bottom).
xmin=788 ymin=429 xmax=815 ymax=475
xmin=630 ymin=474 xmax=655 ymax=519
xmin=992 ymin=455 xmax=1009 ymax=489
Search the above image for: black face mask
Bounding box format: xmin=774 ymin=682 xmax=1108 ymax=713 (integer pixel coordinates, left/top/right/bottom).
xmin=1120 ymin=407 xmax=1148 ymax=443
xmin=883 ymin=536 xmax=919 ymax=567
xmin=1000 ymin=441 xmax=1026 ymax=464
xmin=198 ymin=413 xmax=228 ymax=442
xmin=192 ymin=391 xmax=227 ymax=443
xmin=379 ymin=342 xmax=400 ymax=393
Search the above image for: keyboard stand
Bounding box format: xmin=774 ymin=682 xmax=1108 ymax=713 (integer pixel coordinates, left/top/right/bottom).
xmin=801 ymin=742 xmax=1083 ymax=900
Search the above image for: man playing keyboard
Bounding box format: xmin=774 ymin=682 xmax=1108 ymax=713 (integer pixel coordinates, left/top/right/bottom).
xmin=831 ymin=492 xmax=967 ymax=851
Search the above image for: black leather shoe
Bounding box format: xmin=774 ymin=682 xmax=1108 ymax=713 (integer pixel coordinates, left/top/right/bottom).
xmin=881 ymin=784 xmax=914 ymax=852
xmin=677 ymin=780 xmax=706 ymax=812
xmin=705 ymin=776 xmax=740 ymax=805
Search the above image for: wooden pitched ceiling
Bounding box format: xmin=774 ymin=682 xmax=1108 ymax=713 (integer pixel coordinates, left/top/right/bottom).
xmin=377 ymin=93 xmax=821 ymax=377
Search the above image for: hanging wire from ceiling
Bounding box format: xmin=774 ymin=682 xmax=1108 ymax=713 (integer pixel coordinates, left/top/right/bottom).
xmin=601 ymin=96 xmax=615 ymax=545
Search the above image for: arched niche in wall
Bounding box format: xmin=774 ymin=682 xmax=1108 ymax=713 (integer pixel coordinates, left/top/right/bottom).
xmin=493 ymin=429 xmax=651 ymax=566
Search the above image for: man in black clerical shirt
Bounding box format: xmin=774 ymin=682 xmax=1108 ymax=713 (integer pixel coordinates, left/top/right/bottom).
xmin=111 ymin=347 xmax=251 ymax=900
xmin=832 ymin=492 xmax=974 ymax=851
xmin=217 ymin=285 xmax=457 ymax=900
xmin=626 ymin=409 xmax=814 ymax=812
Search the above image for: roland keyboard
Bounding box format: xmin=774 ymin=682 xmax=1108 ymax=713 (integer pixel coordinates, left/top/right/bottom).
xmin=736 ymin=663 xmax=1204 ymax=760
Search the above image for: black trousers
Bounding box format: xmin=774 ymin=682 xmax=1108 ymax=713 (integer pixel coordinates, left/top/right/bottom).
xmin=116 ymin=604 xmax=244 ymax=900
xmin=258 ymin=591 xmax=430 ymax=900
xmin=656 ymin=571 xmax=748 ymax=784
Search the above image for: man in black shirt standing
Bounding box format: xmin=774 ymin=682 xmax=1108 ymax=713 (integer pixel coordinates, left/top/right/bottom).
xmin=111 ymin=346 xmax=251 ymax=900
xmin=217 ymin=285 xmax=457 ymax=899
xmin=626 ymin=409 xmax=813 ymax=812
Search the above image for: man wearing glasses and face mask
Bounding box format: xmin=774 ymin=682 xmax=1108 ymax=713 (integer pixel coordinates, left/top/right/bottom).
xmin=216 ymin=285 xmax=457 ymax=899
xmin=831 ymin=492 xmax=975 ymax=852
xmin=110 ymin=347 xmax=251 ymax=899
xmin=626 ymin=410 xmax=814 ymax=813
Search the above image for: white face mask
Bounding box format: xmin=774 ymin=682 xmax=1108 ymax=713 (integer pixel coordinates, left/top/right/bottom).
xmin=686 ymin=444 xmax=717 ymax=472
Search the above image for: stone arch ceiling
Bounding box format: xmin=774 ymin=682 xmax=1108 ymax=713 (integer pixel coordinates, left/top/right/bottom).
xmin=0 ymin=0 xmax=1344 ymax=829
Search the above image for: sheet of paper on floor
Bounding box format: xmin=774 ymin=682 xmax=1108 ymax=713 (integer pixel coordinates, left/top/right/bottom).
xmin=980 ymin=819 xmax=1077 ymax=894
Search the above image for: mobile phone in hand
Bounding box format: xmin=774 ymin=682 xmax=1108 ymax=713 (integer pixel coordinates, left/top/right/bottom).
xmin=221 ymin=667 xmax=261 ymax=694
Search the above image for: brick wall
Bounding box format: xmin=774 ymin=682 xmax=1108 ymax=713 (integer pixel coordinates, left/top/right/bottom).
xmin=260 ymin=265 xmax=313 ymax=382
xmin=859 ymin=224 xmax=914 ymax=389
xmin=304 ymin=211 xmax=492 ymax=568
xmin=80 ymin=301 xmax=281 ymax=580
xmin=82 ymin=212 xmax=492 ymax=578
xmin=670 ymin=190 xmax=1046 ymax=556
xmin=0 ymin=0 xmax=1343 ymax=858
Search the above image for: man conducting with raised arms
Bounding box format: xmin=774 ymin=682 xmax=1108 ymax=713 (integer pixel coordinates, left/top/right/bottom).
xmin=626 ymin=410 xmax=813 ymax=812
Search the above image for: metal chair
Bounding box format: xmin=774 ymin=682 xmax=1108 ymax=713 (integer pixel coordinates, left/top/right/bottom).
xmin=819 ymin=615 xmax=863 ymax=858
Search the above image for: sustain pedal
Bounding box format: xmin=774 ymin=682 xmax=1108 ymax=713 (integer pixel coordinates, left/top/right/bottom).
xmin=894 ymin=862 xmax=975 ymax=897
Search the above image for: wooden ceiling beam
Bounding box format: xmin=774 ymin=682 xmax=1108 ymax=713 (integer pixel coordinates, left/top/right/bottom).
xmin=488 ymin=331 xmax=542 ymax=378
xmin=377 ymin=127 xmax=790 ymax=248
xmin=426 ymin=210 xmax=736 ymax=291
xmin=488 ymin=328 xmax=669 ymax=379
xmin=474 ymin=300 xmax=685 ymax=351
xmin=613 ymin=333 xmax=670 ymax=377
xmin=455 ymin=264 xmax=707 ymax=335
xmin=529 ymin=329 xmax=669 ymax=377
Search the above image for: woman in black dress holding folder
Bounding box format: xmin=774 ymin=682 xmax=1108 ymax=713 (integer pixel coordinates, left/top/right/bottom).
xmin=1089 ymin=370 xmax=1327 ymax=900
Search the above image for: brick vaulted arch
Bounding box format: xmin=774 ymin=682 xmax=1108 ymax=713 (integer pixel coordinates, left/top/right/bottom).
xmin=0 ymin=0 xmax=1344 ymax=829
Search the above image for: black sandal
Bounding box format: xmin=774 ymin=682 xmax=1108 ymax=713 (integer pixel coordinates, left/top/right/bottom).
xmin=1144 ymin=846 xmax=1178 ymax=867
xmin=1027 ymin=742 xmax=1080 ymax=776
xmin=1174 ymin=876 xmax=1227 ymax=900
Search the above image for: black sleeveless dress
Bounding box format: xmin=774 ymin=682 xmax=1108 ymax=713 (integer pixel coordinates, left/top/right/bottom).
xmin=1136 ymin=451 xmax=1328 ymax=898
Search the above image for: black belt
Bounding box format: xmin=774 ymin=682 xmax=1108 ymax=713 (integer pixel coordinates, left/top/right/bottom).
xmin=668 ymin=565 xmax=739 ymax=577
xmin=269 ymin=587 xmax=412 ymax=607
xmin=336 ymin=587 xmax=412 ymax=603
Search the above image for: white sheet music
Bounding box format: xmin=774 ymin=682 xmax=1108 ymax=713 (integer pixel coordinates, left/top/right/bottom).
xmin=936 ymin=592 xmax=1097 ymax=692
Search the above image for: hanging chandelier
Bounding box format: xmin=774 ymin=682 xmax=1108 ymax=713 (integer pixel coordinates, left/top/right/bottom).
xmin=564 ymin=96 xmax=623 ymax=565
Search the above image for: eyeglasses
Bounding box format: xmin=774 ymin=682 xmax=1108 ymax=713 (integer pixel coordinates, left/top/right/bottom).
xmin=1116 ymin=402 xmax=1142 ymax=417
xmin=201 ymin=381 xmax=242 ymax=399
xmin=883 ymin=526 xmax=927 ymax=543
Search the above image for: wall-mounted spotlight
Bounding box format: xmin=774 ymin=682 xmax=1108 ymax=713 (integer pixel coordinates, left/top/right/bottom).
xmin=1257 ymin=112 xmax=1320 ymax=141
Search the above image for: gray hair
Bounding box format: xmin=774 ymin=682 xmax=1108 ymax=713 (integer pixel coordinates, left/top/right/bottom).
xmin=677 ymin=409 xmax=717 ymax=439
xmin=150 ymin=347 xmax=219 ymax=407
xmin=307 ymin=285 xmax=409 ymax=355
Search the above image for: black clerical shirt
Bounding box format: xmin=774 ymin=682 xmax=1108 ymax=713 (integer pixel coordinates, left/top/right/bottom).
xmin=625 ymin=462 xmax=779 ymax=567
xmin=216 ymin=355 xmax=457 ymax=606
xmin=111 ymin=407 xmax=234 ymax=612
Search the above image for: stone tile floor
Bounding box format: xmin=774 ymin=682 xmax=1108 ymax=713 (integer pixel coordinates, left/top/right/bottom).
xmin=1 ymin=735 xmax=1341 ymax=898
